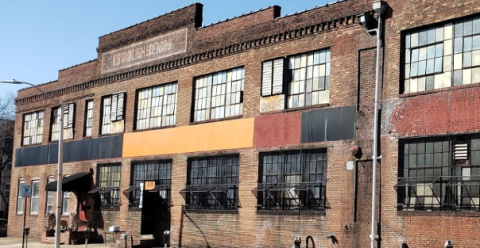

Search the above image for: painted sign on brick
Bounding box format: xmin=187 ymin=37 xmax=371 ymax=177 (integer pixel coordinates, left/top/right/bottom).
xmin=101 ymin=28 xmax=187 ymax=73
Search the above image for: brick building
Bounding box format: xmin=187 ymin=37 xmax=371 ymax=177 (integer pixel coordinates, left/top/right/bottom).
xmin=7 ymin=0 xmax=480 ymax=247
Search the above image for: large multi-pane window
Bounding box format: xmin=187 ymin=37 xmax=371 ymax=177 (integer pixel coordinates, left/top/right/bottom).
xmin=287 ymin=49 xmax=331 ymax=108
xmin=30 ymin=180 xmax=40 ymax=214
xmin=127 ymin=160 xmax=172 ymax=208
xmin=135 ymin=83 xmax=177 ymax=130
xmin=404 ymin=16 xmax=480 ymax=93
xmin=193 ymin=67 xmax=244 ymax=122
xmin=17 ymin=179 xmax=25 ymax=214
xmin=94 ymin=164 xmax=121 ymax=208
xmin=396 ymin=134 xmax=480 ymax=211
xmin=22 ymin=110 xmax=44 ymax=145
xmin=84 ymin=100 xmax=94 ymax=137
xmin=50 ymin=103 xmax=75 ymax=141
xmin=257 ymin=150 xmax=327 ymax=211
xmin=183 ymin=155 xmax=239 ymax=210
xmin=45 ymin=176 xmax=54 ymax=215
xmin=101 ymin=92 xmax=125 ymax=135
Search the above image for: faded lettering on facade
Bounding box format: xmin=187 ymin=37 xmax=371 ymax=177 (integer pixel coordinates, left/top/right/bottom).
xmin=101 ymin=28 xmax=187 ymax=73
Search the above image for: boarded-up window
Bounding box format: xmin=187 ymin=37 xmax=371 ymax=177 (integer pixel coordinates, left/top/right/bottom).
xmin=51 ymin=103 xmax=75 ymax=141
xmin=261 ymin=58 xmax=284 ymax=96
xmin=22 ymin=110 xmax=44 ymax=145
xmin=101 ymin=92 xmax=125 ymax=135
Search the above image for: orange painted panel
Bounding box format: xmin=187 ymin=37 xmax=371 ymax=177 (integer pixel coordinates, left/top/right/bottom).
xmin=123 ymin=118 xmax=254 ymax=157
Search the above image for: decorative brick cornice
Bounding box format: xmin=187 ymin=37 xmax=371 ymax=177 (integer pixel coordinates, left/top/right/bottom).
xmin=16 ymin=13 xmax=359 ymax=105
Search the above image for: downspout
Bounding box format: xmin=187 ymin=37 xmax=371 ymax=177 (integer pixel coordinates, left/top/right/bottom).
xmin=371 ymin=2 xmax=384 ymax=248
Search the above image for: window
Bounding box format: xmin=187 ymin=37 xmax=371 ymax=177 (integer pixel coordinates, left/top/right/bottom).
xmin=287 ymin=49 xmax=331 ymax=108
xmin=257 ymin=150 xmax=327 ymax=211
xmin=404 ymin=16 xmax=480 ymax=93
xmin=127 ymin=160 xmax=172 ymax=207
xmin=101 ymin=92 xmax=125 ymax=134
xmin=22 ymin=110 xmax=44 ymax=145
xmin=17 ymin=179 xmax=25 ymax=214
xmin=63 ymin=192 xmax=71 ymax=214
xmin=50 ymin=103 xmax=75 ymax=141
xmin=183 ymin=155 xmax=239 ymax=210
xmin=95 ymin=163 xmax=121 ymax=208
xmin=135 ymin=83 xmax=177 ymax=130
xmin=262 ymin=58 xmax=284 ymax=96
xmin=30 ymin=180 xmax=40 ymax=214
xmin=193 ymin=67 xmax=244 ymax=122
xmin=396 ymin=134 xmax=480 ymax=211
xmin=84 ymin=100 xmax=94 ymax=137
xmin=45 ymin=177 xmax=54 ymax=215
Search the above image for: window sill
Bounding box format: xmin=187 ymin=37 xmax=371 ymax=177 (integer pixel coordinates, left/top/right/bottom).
xmin=189 ymin=115 xmax=243 ymax=126
xmin=133 ymin=125 xmax=176 ymax=133
xmin=256 ymin=210 xmax=326 ymax=216
xmin=99 ymin=132 xmax=124 ymax=138
xmin=184 ymin=209 xmax=238 ymax=214
xmin=401 ymin=81 xmax=480 ymax=98
xmin=99 ymin=207 xmax=120 ymax=211
xmin=260 ymin=103 xmax=330 ymax=115
xmin=397 ymin=210 xmax=480 ymax=217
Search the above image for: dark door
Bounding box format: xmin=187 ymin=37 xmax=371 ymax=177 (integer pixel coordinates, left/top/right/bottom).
xmin=141 ymin=190 xmax=158 ymax=234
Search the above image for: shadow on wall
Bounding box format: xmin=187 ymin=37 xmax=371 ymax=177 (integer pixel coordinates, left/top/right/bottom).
xmin=179 ymin=205 xmax=211 ymax=248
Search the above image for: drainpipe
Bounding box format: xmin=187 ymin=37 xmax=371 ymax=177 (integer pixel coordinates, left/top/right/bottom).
xmin=371 ymin=1 xmax=384 ymax=248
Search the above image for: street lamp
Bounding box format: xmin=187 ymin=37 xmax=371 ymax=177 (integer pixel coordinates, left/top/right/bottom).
xmin=1 ymin=79 xmax=64 ymax=248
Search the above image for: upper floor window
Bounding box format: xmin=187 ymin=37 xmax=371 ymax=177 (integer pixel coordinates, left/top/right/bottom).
xmin=50 ymin=103 xmax=75 ymax=141
xmin=22 ymin=110 xmax=44 ymax=145
xmin=126 ymin=160 xmax=171 ymax=208
xmin=135 ymin=83 xmax=177 ymax=130
xmin=396 ymin=134 xmax=480 ymax=211
xmin=404 ymin=17 xmax=480 ymax=93
xmin=257 ymin=150 xmax=327 ymax=211
xmin=17 ymin=179 xmax=25 ymax=214
xmin=287 ymin=50 xmax=331 ymax=108
xmin=84 ymin=100 xmax=94 ymax=137
xmin=193 ymin=67 xmax=244 ymax=122
xmin=91 ymin=163 xmax=121 ymax=209
xmin=183 ymin=155 xmax=239 ymax=210
xmin=101 ymin=92 xmax=125 ymax=135
xmin=30 ymin=179 xmax=40 ymax=215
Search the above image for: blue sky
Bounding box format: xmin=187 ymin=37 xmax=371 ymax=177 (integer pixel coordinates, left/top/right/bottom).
xmin=0 ymin=0 xmax=333 ymax=98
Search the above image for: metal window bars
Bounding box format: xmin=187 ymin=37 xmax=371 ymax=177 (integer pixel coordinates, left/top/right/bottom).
xmin=255 ymin=181 xmax=326 ymax=210
xmin=395 ymin=176 xmax=480 ymax=211
xmin=181 ymin=184 xmax=238 ymax=210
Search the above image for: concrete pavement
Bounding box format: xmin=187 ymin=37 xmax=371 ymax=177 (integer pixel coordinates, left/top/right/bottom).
xmin=0 ymin=236 xmax=108 ymax=248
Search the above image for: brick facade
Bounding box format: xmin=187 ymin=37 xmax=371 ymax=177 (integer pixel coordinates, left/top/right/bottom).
xmin=8 ymin=0 xmax=480 ymax=247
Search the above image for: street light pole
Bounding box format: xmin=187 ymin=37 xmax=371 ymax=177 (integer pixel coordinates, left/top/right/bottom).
xmin=1 ymin=79 xmax=64 ymax=248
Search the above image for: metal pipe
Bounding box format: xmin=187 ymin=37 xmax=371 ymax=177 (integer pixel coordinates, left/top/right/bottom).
xmin=371 ymin=6 xmax=383 ymax=248
xmin=55 ymin=101 xmax=64 ymax=248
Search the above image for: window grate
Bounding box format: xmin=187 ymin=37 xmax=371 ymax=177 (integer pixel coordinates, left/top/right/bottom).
xmin=128 ymin=160 xmax=171 ymax=208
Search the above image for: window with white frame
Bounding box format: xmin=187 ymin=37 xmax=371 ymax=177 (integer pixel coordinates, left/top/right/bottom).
xmin=22 ymin=110 xmax=44 ymax=145
xmin=193 ymin=67 xmax=244 ymax=122
xmin=63 ymin=191 xmax=71 ymax=214
xmin=50 ymin=103 xmax=75 ymax=141
xmin=17 ymin=179 xmax=25 ymax=214
xmin=30 ymin=180 xmax=40 ymax=214
xmin=287 ymin=49 xmax=331 ymax=108
xmin=45 ymin=177 xmax=54 ymax=215
xmin=135 ymin=82 xmax=177 ymax=130
xmin=404 ymin=16 xmax=480 ymax=93
xmin=101 ymin=92 xmax=125 ymax=134
xmin=84 ymin=100 xmax=94 ymax=137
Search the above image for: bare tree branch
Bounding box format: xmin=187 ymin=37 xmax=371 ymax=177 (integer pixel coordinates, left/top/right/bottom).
xmin=0 ymin=92 xmax=15 ymax=218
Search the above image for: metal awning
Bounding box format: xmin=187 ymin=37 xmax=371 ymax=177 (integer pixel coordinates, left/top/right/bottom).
xmin=45 ymin=171 xmax=92 ymax=192
xmin=122 ymin=185 xmax=139 ymax=193
xmin=148 ymin=185 xmax=170 ymax=192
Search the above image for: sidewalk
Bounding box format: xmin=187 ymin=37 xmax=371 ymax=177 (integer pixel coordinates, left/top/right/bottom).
xmin=0 ymin=236 xmax=108 ymax=247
